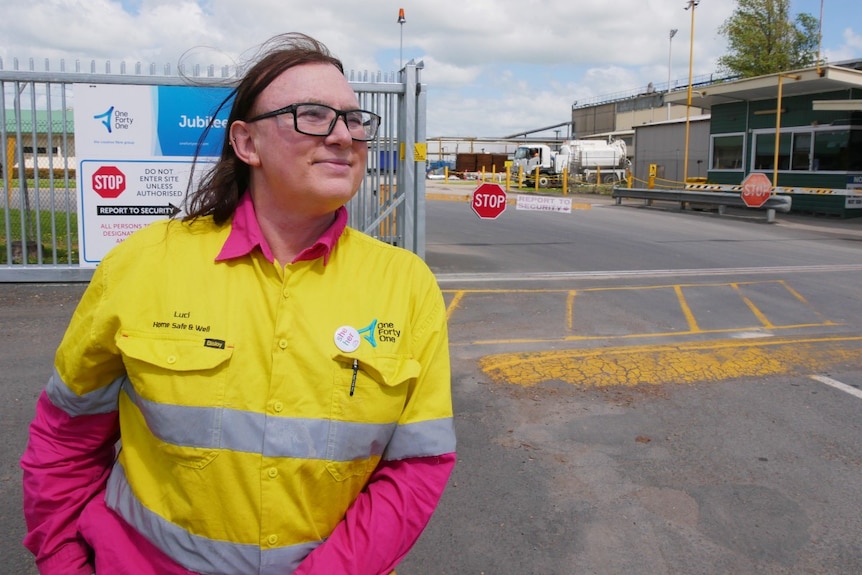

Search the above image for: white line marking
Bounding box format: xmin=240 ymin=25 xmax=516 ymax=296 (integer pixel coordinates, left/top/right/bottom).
xmin=810 ymin=374 xmax=862 ymax=400
xmin=434 ymin=264 xmax=862 ymax=284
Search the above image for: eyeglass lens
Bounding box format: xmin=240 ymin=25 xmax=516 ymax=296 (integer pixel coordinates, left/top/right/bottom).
xmin=294 ymin=104 xmax=378 ymax=141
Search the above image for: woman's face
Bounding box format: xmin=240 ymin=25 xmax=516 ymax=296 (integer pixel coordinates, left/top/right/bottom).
xmin=233 ymin=62 xmax=368 ymax=218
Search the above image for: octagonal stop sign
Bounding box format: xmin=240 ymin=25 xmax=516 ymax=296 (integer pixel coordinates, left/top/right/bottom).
xmin=471 ymin=183 xmax=508 ymax=219
xmin=92 ymin=165 xmax=126 ymax=199
xmin=741 ymin=172 xmax=773 ymax=208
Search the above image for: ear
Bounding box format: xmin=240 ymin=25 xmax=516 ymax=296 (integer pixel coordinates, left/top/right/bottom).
xmin=230 ymin=121 xmax=261 ymax=167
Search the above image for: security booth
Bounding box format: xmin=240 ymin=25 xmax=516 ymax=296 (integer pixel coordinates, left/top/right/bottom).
xmin=665 ymin=60 xmax=862 ymax=217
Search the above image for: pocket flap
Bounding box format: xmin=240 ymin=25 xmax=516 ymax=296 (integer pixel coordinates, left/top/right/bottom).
xmin=117 ymin=332 xmax=233 ymax=372
xmin=334 ymin=352 xmax=420 ymax=386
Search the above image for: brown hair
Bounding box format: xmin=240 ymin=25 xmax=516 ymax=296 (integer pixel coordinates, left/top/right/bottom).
xmin=184 ymin=33 xmax=344 ymax=224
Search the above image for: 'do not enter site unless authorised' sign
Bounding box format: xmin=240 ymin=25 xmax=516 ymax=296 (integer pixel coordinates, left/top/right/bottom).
xmin=74 ymin=84 xmax=232 ymax=267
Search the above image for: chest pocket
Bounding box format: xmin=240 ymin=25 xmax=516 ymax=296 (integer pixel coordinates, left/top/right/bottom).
xmin=116 ymin=332 xmax=234 ymax=468
xmin=326 ymin=352 xmax=420 ymax=481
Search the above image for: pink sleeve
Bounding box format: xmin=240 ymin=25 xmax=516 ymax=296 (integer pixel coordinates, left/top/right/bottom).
xmin=293 ymin=452 xmax=456 ymax=575
xmin=20 ymin=391 xmax=120 ymax=575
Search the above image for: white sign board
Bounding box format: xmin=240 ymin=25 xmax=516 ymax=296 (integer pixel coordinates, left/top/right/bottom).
xmin=515 ymin=194 xmax=573 ymax=213
xmin=74 ymin=84 xmax=232 ymax=266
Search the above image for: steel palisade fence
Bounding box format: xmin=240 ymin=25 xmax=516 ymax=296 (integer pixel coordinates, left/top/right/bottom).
xmin=0 ymin=56 xmax=426 ymax=282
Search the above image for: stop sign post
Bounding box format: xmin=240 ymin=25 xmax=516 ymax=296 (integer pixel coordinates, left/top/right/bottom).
xmin=741 ymin=172 xmax=773 ymax=208
xmin=471 ymin=183 xmax=508 ymax=219
xmin=92 ymin=165 xmax=127 ymax=199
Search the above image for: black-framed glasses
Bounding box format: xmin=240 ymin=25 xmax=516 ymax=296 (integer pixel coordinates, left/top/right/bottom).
xmin=247 ymin=102 xmax=380 ymax=142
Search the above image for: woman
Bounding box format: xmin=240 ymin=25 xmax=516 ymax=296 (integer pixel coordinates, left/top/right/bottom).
xmin=22 ymin=32 xmax=456 ymax=575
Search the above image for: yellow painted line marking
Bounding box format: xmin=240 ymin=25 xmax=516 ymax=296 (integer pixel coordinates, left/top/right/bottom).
xmin=442 ymin=279 xmax=805 ymax=296
xmin=781 ymin=280 xmax=810 ymax=304
xmin=478 ymin=335 xmax=862 ymax=388
xmin=462 ymin=321 xmax=843 ymax=346
xmin=446 ymin=290 xmax=465 ymax=322
xmin=780 ymin=279 xmax=832 ymax=324
xmin=566 ymin=290 xmax=576 ymax=332
xmin=427 ymin=193 xmax=472 ymax=202
xmin=674 ymin=284 xmax=700 ymax=332
xmin=732 ymin=282 xmax=774 ymax=329
xmin=444 ymin=279 xmax=842 ymax=345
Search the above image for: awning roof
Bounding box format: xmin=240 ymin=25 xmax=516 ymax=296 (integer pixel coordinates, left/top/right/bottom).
xmin=664 ymin=64 xmax=862 ymax=110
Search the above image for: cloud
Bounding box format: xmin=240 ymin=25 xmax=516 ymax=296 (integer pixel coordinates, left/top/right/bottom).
xmin=0 ymin=0 xmax=856 ymax=137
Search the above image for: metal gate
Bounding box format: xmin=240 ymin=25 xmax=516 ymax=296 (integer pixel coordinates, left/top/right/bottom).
xmin=0 ymin=58 xmax=426 ymax=282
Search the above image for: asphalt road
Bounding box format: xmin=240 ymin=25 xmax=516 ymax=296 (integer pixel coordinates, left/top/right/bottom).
xmin=401 ymin=184 xmax=862 ymax=574
xmin=3 ymin=185 xmax=862 ymax=574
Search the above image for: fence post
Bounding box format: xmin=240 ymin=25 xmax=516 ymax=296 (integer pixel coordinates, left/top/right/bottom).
xmin=399 ymin=61 xmax=424 ymax=257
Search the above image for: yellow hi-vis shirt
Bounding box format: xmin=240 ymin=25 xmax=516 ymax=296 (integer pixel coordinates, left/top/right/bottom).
xmin=49 ymin=216 xmax=455 ymax=573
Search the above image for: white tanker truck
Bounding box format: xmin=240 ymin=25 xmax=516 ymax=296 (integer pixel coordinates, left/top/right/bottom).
xmin=512 ymin=138 xmax=629 ymax=186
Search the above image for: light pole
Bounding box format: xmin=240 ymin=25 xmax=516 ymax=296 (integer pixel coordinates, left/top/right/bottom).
xmin=397 ymin=8 xmax=406 ymax=69
xmin=682 ymin=0 xmax=699 ymax=185
xmin=667 ymin=28 xmax=678 ymax=120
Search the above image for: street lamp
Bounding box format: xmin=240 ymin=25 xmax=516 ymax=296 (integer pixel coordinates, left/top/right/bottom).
xmin=682 ymin=0 xmax=699 ymax=185
xmin=397 ymin=8 xmax=406 ymax=69
xmin=667 ymin=28 xmax=678 ymax=120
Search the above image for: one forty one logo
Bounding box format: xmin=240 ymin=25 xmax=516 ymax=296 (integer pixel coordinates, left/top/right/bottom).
xmin=93 ymin=105 xmax=134 ymax=134
xmin=357 ymin=319 xmax=402 ymax=346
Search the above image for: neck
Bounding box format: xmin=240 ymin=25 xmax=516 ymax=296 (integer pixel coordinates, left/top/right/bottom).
xmin=252 ymin=197 xmax=337 ymax=264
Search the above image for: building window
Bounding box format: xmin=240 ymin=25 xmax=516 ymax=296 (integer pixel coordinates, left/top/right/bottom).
xmin=753 ymin=133 xmax=791 ymax=171
xmin=22 ymin=146 xmax=59 ymax=155
xmin=791 ymin=132 xmax=812 ymax=170
xmin=812 ymin=129 xmax=862 ymax=171
xmin=752 ymin=127 xmax=861 ymax=173
xmin=710 ymin=134 xmax=744 ymax=170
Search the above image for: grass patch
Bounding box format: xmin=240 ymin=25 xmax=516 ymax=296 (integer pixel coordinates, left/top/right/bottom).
xmin=0 ymin=208 xmax=79 ymax=264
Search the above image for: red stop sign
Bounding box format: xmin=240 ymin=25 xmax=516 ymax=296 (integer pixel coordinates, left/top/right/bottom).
xmin=471 ymin=183 xmax=508 ymax=219
xmin=741 ymin=173 xmax=772 ymax=208
xmin=92 ymin=165 xmax=126 ymax=199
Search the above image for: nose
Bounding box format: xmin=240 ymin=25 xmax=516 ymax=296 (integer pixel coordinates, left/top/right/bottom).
xmin=326 ymin=114 xmax=354 ymax=144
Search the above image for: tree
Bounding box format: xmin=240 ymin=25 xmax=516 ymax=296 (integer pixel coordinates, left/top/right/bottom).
xmin=717 ymin=0 xmax=820 ymax=78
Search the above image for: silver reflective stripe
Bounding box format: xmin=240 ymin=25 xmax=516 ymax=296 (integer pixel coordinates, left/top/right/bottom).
xmin=106 ymin=461 xmax=321 ymax=574
xmin=383 ymin=417 xmax=457 ymax=460
xmin=316 ymin=420 xmax=397 ymax=461
xmin=123 ymin=385 xmax=401 ymax=461
xmin=261 ymin=415 xmax=329 ymax=458
xmin=45 ymin=368 xmax=123 ymax=416
xmin=261 ymin=541 xmax=324 ymax=575
xmin=124 ymin=382 xmax=222 ymax=449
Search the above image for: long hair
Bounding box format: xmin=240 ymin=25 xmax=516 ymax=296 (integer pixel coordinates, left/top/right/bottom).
xmin=184 ymin=33 xmax=344 ymax=225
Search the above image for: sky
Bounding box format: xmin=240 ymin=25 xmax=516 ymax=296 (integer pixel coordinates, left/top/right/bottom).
xmin=1 ymin=0 xmax=859 ymax=139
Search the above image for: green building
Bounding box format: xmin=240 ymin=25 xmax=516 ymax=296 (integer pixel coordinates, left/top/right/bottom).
xmin=666 ymin=61 xmax=862 ymax=216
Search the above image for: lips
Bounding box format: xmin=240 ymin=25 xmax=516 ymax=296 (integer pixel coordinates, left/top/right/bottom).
xmin=315 ymin=157 xmax=351 ymax=167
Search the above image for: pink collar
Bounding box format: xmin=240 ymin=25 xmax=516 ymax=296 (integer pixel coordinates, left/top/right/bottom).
xmin=216 ymin=193 xmax=347 ymax=265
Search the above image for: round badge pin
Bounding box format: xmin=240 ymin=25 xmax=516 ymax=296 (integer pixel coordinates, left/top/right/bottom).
xmin=334 ymin=326 xmax=361 ymax=353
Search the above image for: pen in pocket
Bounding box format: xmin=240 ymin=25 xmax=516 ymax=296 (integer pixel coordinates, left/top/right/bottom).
xmin=349 ymin=359 xmax=358 ymax=396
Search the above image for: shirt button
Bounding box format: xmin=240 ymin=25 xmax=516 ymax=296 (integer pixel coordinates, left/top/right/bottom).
xmin=282 ymin=288 xmax=290 ymax=298
xmin=273 ymin=401 xmax=284 ymax=413
xmin=267 ymin=467 xmax=278 ymax=479
xmin=267 ymin=534 xmax=279 ymax=546
xmin=166 ymin=355 xmax=177 ymax=364
xmin=278 ymin=339 xmax=288 ymax=350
